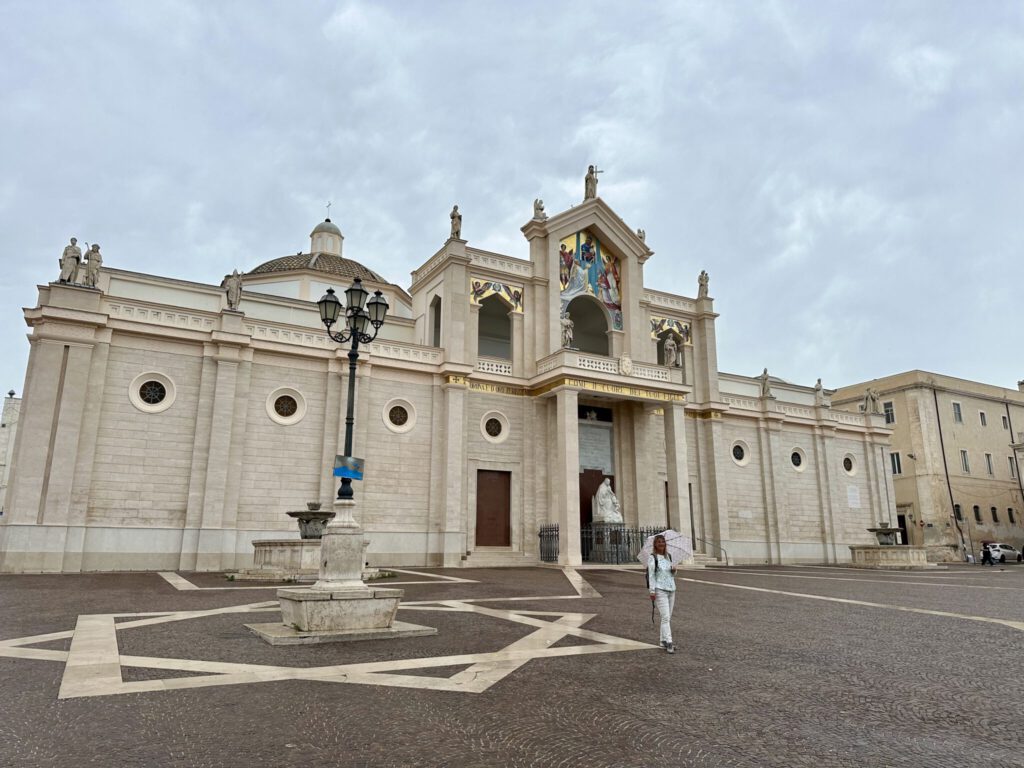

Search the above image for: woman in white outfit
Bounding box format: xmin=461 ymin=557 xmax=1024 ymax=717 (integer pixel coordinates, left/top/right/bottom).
xmin=647 ymin=535 xmax=677 ymax=653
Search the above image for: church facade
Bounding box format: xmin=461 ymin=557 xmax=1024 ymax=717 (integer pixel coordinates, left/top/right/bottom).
xmin=0 ymin=184 xmax=896 ymax=572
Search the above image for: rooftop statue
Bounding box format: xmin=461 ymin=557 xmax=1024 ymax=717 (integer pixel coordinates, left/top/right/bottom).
xmin=450 ymin=204 xmax=462 ymax=240
xmin=584 ymin=165 xmax=600 ymax=200
xmin=58 ymin=237 xmax=82 ymax=284
xmin=698 ymin=270 xmax=710 ymax=299
xmin=222 ymin=269 xmax=243 ymax=311
xmin=533 ymin=199 xmax=547 ymax=220
xmin=82 ymin=244 xmax=102 ymax=289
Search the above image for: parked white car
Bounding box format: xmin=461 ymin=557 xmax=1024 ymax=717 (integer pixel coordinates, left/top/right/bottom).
xmin=981 ymin=543 xmax=1022 ymax=563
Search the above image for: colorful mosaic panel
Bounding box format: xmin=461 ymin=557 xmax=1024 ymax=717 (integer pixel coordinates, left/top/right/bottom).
xmin=559 ymin=229 xmax=623 ymax=330
xmin=470 ymin=278 xmax=524 ymax=313
xmin=650 ymin=317 xmax=691 ymax=343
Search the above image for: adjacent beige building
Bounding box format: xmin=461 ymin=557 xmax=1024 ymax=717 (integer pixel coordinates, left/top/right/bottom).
xmin=0 ymin=391 xmax=20 ymax=514
xmin=833 ymin=371 xmax=1024 ymax=560
xmin=0 ymin=186 xmax=896 ymax=573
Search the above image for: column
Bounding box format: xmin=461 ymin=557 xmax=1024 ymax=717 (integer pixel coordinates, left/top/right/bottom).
xmin=555 ymin=388 xmax=581 ymax=565
xmin=441 ymin=380 xmax=468 ymax=566
xmin=630 ymin=404 xmax=656 ymax=527
xmin=663 ymin=401 xmax=691 ymax=535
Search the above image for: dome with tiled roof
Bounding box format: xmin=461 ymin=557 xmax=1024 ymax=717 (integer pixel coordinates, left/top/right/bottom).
xmin=248 ymin=217 xmax=384 ymax=283
xmin=249 ymin=252 xmax=384 ymax=282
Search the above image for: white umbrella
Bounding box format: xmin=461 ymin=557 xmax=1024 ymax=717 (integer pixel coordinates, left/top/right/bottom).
xmin=637 ymin=528 xmax=693 ymax=566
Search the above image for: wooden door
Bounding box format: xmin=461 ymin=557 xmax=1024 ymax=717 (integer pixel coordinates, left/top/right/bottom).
xmin=476 ymin=470 xmax=511 ymax=546
xmin=579 ymin=469 xmax=611 ymax=527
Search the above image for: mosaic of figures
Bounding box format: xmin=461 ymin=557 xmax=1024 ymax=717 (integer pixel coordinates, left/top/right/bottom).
xmin=470 ymin=278 xmax=524 ymax=313
xmin=559 ymin=230 xmax=623 ymax=330
xmin=650 ymin=317 xmax=691 ymax=344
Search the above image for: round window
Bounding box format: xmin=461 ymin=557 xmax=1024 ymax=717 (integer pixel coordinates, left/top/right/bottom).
xmin=265 ymin=387 xmax=307 ymax=426
xmin=791 ymin=451 xmax=802 ymax=468
xmin=274 ymin=395 xmax=298 ymax=418
xmin=139 ymin=380 xmax=167 ymax=405
xmin=732 ymin=444 xmax=745 ymax=462
xmin=480 ymin=411 xmax=510 ymax=444
xmin=843 ymin=456 xmax=856 ymax=475
xmin=389 ymin=405 xmax=409 ymax=427
xmin=382 ymin=399 xmax=417 ymax=434
xmin=128 ymin=372 xmax=176 ymax=414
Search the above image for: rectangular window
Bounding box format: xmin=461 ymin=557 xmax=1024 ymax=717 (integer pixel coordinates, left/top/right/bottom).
xmin=890 ymin=452 xmax=902 ymax=475
xmin=985 ymin=453 xmax=994 ymax=476
xmin=973 ymin=505 xmax=982 ymax=523
xmin=1002 ymin=415 xmax=1009 ymax=430
xmin=1010 ymin=457 xmax=1018 ymax=480
xmin=954 ymin=504 xmax=963 ymax=522
xmin=883 ymin=401 xmax=895 ymax=425
xmin=960 ymin=450 xmax=970 ymax=473
xmin=980 ymin=411 xmax=987 ymax=427
xmin=991 ymin=507 xmax=999 ymax=524
xmin=1009 ymin=508 xmax=1017 ymax=526
xmin=952 ymin=402 xmax=963 ymax=423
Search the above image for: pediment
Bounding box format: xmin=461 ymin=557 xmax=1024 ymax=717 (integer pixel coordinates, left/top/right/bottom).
xmin=539 ymin=198 xmax=653 ymax=264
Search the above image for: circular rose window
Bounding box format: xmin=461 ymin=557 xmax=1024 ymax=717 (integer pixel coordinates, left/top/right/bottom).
xmin=389 ymin=405 xmax=409 ymax=427
xmin=485 ymin=417 xmax=503 ymax=437
xmin=843 ymin=456 xmax=856 ymax=475
xmin=139 ymin=380 xmax=167 ymax=405
xmin=480 ymin=411 xmax=510 ymax=444
xmin=274 ymin=395 xmax=298 ymax=418
xmin=791 ymin=451 xmax=802 ymax=467
xmin=733 ymin=444 xmax=745 ymax=462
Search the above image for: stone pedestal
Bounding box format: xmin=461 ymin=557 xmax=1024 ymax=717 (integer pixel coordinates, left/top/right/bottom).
xmin=848 ymin=545 xmax=936 ymax=570
xmin=236 ymin=539 xmax=322 ymax=581
xmin=247 ymin=499 xmax=436 ymax=645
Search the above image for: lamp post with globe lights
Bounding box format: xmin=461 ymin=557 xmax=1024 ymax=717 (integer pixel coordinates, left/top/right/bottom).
xmin=317 ymin=279 xmax=389 ymax=503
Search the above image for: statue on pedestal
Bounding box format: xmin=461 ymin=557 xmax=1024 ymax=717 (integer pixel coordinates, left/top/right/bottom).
xmin=584 ymin=165 xmax=600 ymax=199
xmin=58 ymin=237 xmax=82 ymax=284
xmin=863 ymin=387 xmax=881 ymax=414
xmin=759 ymin=367 xmax=772 ymax=397
xmin=560 ymin=312 xmax=574 ymax=348
xmin=698 ymin=270 xmax=710 ymax=299
xmin=664 ymin=336 xmax=679 ymax=368
xmin=533 ymin=199 xmax=546 ymax=219
xmin=222 ymin=269 xmax=243 ymax=310
xmin=82 ymin=244 xmax=102 ymax=288
xmin=815 ymin=378 xmax=826 ymax=407
xmin=449 ymin=205 xmax=462 ymax=239
xmin=592 ymin=478 xmax=623 ymax=524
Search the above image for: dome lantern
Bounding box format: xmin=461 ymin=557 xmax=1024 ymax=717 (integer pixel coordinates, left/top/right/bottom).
xmin=311 ymin=218 xmax=343 ymax=257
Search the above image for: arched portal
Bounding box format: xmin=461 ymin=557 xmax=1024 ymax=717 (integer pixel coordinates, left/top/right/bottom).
xmin=566 ymin=296 xmax=609 ymax=356
xmin=478 ymin=294 xmax=512 ymax=360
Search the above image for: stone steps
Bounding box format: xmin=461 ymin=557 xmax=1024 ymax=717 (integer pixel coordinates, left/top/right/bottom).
xmin=460 ymin=550 xmax=539 ymax=568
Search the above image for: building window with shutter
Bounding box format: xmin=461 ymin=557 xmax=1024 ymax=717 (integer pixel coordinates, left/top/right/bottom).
xmin=952 ymin=402 xmax=963 ymax=423
xmin=960 ymin=450 xmax=970 ymax=474
xmin=890 ymin=452 xmax=902 ymax=475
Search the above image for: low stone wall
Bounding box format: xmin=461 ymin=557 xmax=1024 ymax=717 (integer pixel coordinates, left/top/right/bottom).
xmin=848 ymin=545 xmax=931 ymax=570
xmin=236 ymin=539 xmax=322 ymax=581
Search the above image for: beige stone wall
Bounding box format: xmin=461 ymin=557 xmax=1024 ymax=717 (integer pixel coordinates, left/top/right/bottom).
xmin=87 ymin=342 xmax=203 ymax=527
xmin=236 ymin=356 xmax=328 ymax=528
xmin=0 ymin=395 xmax=20 ymax=513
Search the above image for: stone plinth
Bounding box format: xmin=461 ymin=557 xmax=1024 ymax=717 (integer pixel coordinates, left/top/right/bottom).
xmin=236 ymin=539 xmax=321 ymax=581
xmin=848 ymin=545 xmax=936 ymax=570
xmin=249 ymin=499 xmax=435 ymax=645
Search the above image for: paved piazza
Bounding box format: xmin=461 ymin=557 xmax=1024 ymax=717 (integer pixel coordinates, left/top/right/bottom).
xmin=2 ymin=564 xmax=1023 ymax=767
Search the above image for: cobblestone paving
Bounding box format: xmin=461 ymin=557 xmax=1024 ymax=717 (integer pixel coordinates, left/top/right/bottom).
xmin=1 ymin=564 xmax=1022 ymax=767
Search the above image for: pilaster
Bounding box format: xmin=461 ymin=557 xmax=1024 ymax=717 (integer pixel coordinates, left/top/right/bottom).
xmin=555 ymin=388 xmax=581 ymax=565
xmin=663 ymin=401 xmax=691 ymax=536
xmin=441 ymin=379 xmax=468 ymax=566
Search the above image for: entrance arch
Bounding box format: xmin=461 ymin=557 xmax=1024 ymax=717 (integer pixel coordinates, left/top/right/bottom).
xmin=566 ymin=296 xmax=609 ymax=356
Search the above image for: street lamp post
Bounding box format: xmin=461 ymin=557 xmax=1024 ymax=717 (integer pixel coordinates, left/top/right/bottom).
xmin=317 ymin=279 xmax=389 ymax=502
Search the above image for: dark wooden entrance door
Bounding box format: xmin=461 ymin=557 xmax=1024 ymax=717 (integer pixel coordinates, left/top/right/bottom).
xmin=476 ymin=470 xmax=511 ymax=546
xmin=579 ymin=469 xmax=611 ymax=527
xmin=896 ymin=514 xmax=909 ymax=545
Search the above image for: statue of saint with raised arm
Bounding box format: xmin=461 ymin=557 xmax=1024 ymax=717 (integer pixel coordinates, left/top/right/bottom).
xmin=593 ymin=478 xmax=623 ymax=524
xmin=58 ymin=237 xmax=82 ymax=283
xmin=584 ymin=165 xmax=599 ymax=199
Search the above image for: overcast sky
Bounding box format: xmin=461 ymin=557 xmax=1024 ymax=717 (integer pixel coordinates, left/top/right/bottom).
xmin=2 ymin=1 xmax=1022 ymax=396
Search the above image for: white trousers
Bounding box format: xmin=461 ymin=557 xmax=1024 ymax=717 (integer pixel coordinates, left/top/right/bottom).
xmin=654 ymin=589 xmax=675 ymax=645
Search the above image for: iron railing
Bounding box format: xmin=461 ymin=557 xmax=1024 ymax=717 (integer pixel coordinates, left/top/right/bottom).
xmin=538 ymin=524 xmax=668 ymax=564
xmin=539 ymin=524 xmax=559 ymax=562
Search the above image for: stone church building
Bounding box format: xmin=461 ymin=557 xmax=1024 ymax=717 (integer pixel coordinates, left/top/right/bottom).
xmin=0 ymin=182 xmax=896 ymax=572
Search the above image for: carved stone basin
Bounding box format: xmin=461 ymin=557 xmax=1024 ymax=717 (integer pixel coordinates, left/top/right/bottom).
xmin=286 ymin=510 xmax=337 ymax=540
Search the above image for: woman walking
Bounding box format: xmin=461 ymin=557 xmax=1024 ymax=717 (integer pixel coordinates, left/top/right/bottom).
xmin=647 ymin=534 xmax=677 ymax=654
